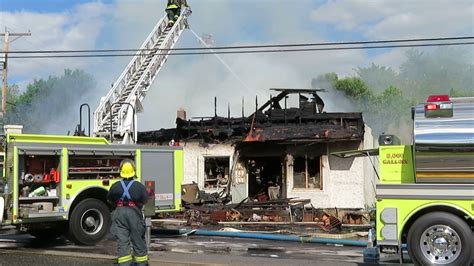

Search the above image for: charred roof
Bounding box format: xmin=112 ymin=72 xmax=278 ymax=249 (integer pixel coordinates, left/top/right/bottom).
xmin=138 ymin=88 xmax=364 ymax=144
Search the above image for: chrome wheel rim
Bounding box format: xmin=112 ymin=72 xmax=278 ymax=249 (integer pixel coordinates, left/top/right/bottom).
xmin=80 ymin=209 xmax=104 ymax=235
xmin=420 ymin=224 xmax=461 ymax=264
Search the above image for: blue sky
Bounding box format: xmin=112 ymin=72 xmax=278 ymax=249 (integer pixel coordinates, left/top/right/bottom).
xmin=0 ymin=0 xmax=473 ymax=131
xmin=0 ymin=0 xmax=113 ymax=12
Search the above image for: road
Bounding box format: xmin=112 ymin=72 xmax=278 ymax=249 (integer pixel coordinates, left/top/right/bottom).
xmin=0 ymin=228 xmax=409 ymax=265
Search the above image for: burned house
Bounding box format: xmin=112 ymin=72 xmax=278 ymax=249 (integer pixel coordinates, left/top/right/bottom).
xmin=139 ymin=89 xmax=375 ymax=209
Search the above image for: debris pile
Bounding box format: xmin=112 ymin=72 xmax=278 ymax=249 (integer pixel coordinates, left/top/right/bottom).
xmin=170 ymin=182 xmax=371 ymax=235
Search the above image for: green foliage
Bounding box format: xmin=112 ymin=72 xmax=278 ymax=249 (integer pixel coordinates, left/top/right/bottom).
xmin=334 ymin=77 xmax=372 ymax=101
xmin=330 ymin=76 xmax=412 ymax=136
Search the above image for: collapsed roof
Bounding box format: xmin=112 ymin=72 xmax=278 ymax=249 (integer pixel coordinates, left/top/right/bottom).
xmin=138 ymin=88 xmax=364 ymax=144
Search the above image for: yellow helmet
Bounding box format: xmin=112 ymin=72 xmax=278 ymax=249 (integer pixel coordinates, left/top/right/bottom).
xmin=120 ymin=159 xmax=136 ymax=178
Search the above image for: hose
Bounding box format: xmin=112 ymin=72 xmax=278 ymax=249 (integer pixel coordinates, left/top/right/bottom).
xmin=192 ymin=230 xmax=368 ymax=247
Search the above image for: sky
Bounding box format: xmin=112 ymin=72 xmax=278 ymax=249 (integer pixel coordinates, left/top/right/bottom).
xmin=0 ymin=0 xmax=473 ymax=132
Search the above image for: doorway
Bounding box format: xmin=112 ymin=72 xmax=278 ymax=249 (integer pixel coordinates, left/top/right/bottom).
xmin=247 ymin=157 xmax=283 ymax=200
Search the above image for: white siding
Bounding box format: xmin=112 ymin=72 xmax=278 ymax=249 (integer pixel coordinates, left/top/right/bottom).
xmin=286 ymin=154 xmax=366 ymax=208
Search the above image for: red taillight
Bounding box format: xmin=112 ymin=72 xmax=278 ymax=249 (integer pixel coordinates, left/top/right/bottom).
xmin=427 ymin=94 xmax=449 ymax=102
xmin=102 ymin=180 xmax=110 ymax=186
xmin=425 ymin=104 xmax=439 ymax=110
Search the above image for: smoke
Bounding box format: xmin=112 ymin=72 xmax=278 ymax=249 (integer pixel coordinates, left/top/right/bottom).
xmin=311 ymin=47 xmax=474 ymax=143
xmin=7 ymin=69 xmax=97 ymax=134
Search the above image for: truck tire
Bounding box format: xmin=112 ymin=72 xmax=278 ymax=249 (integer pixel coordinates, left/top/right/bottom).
xmin=407 ymin=212 xmax=473 ymax=265
xmin=68 ymin=198 xmax=111 ymax=245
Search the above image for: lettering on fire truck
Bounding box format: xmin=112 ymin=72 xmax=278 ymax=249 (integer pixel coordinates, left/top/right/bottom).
xmin=382 ymin=153 xmax=408 ymax=165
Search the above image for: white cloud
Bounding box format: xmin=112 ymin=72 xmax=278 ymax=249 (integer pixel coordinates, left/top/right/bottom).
xmin=311 ymin=0 xmax=474 ymax=39
xmin=0 ymin=2 xmax=109 ymax=87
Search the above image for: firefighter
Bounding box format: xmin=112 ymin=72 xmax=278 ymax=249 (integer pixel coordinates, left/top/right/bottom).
xmin=166 ymin=0 xmax=189 ymax=26
xmin=107 ymin=159 xmax=149 ymax=266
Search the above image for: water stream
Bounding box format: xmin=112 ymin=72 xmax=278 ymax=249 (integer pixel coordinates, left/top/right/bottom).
xmin=190 ymin=29 xmax=253 ymax=94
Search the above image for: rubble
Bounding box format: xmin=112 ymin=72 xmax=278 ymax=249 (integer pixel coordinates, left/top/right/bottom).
xmin=170 ymin=186 xmax=371 ymax=237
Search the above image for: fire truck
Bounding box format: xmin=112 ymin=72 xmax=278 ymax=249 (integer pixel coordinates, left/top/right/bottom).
xmin=0 ymin=131 xmax=183 ymax=245
xmin=334 ymin=95 xmax=474 ymax=265
xmin=0 ymin=7 xmax=191 ymax=245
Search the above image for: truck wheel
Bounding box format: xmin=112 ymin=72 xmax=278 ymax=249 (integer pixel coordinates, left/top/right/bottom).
xmin=68 ymin=199 xmax=111 ymax=245
xmin=407 ymin=212 xmax=473 ymax=265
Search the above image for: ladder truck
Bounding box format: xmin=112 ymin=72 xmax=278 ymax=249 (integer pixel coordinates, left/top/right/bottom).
xmin=0 ymin=8 xmax=190 ymax=246
xmin=333 ymin=95 xmax=474 ymax=265
xmin=94 ymin=7 xmax=191 ymax=144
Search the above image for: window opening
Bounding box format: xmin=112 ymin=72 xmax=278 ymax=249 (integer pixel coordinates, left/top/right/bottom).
xmin=293 ymin=155 xmax=321 ymax=189
xmin=203 ymin=157 xmax=229 ymax=189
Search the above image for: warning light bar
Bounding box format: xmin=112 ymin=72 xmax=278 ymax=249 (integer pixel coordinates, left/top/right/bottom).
xmin=427 ymin=94 xmax=450 ymax=102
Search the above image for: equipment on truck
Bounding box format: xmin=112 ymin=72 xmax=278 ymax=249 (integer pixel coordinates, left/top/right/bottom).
xmin=93 ymin=6 xmax=191 ymax=144
xmin=333 ymin=95 xmax=474 ymax=265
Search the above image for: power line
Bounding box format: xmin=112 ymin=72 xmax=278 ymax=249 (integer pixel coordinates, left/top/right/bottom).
xmin=7 ymin=41 xmax=474 ymax=59
xmin=6 ymin=36 xmax=474 ymax=54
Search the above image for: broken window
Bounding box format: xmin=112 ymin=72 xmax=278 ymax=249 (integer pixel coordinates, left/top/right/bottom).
xmin=293 ymin=155 xmax=322 ymax=189
xmin=204 ymin=157 xmax=229 ymax=189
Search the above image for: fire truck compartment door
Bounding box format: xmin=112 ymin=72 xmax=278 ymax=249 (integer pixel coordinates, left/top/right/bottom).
xmin=140 ymin=150 xmax=175 ymax=210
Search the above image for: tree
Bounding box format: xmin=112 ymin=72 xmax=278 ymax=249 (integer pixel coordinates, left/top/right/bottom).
xmin=7 ymin=69 xmax=96 ymax=133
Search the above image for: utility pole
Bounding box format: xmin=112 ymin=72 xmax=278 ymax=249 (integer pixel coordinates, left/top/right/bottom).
xmin=1 ymin=28 xmax=31 ymax=117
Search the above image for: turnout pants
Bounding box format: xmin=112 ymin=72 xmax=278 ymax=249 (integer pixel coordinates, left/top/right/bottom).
xmin=111 ymin=207 xmax=148 ymax=266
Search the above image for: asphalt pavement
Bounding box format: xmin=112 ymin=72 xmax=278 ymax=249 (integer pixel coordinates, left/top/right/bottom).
xmin=0 ymin=228 xmax=408 ymax=265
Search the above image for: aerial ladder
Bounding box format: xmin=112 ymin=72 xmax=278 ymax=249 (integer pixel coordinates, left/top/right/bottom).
xmin=93 ymin=7 xmax=191 ymax=143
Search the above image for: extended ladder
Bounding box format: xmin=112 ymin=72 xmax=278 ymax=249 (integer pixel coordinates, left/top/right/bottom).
xmin=93 ymin=8 xmax=191 ymax=143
